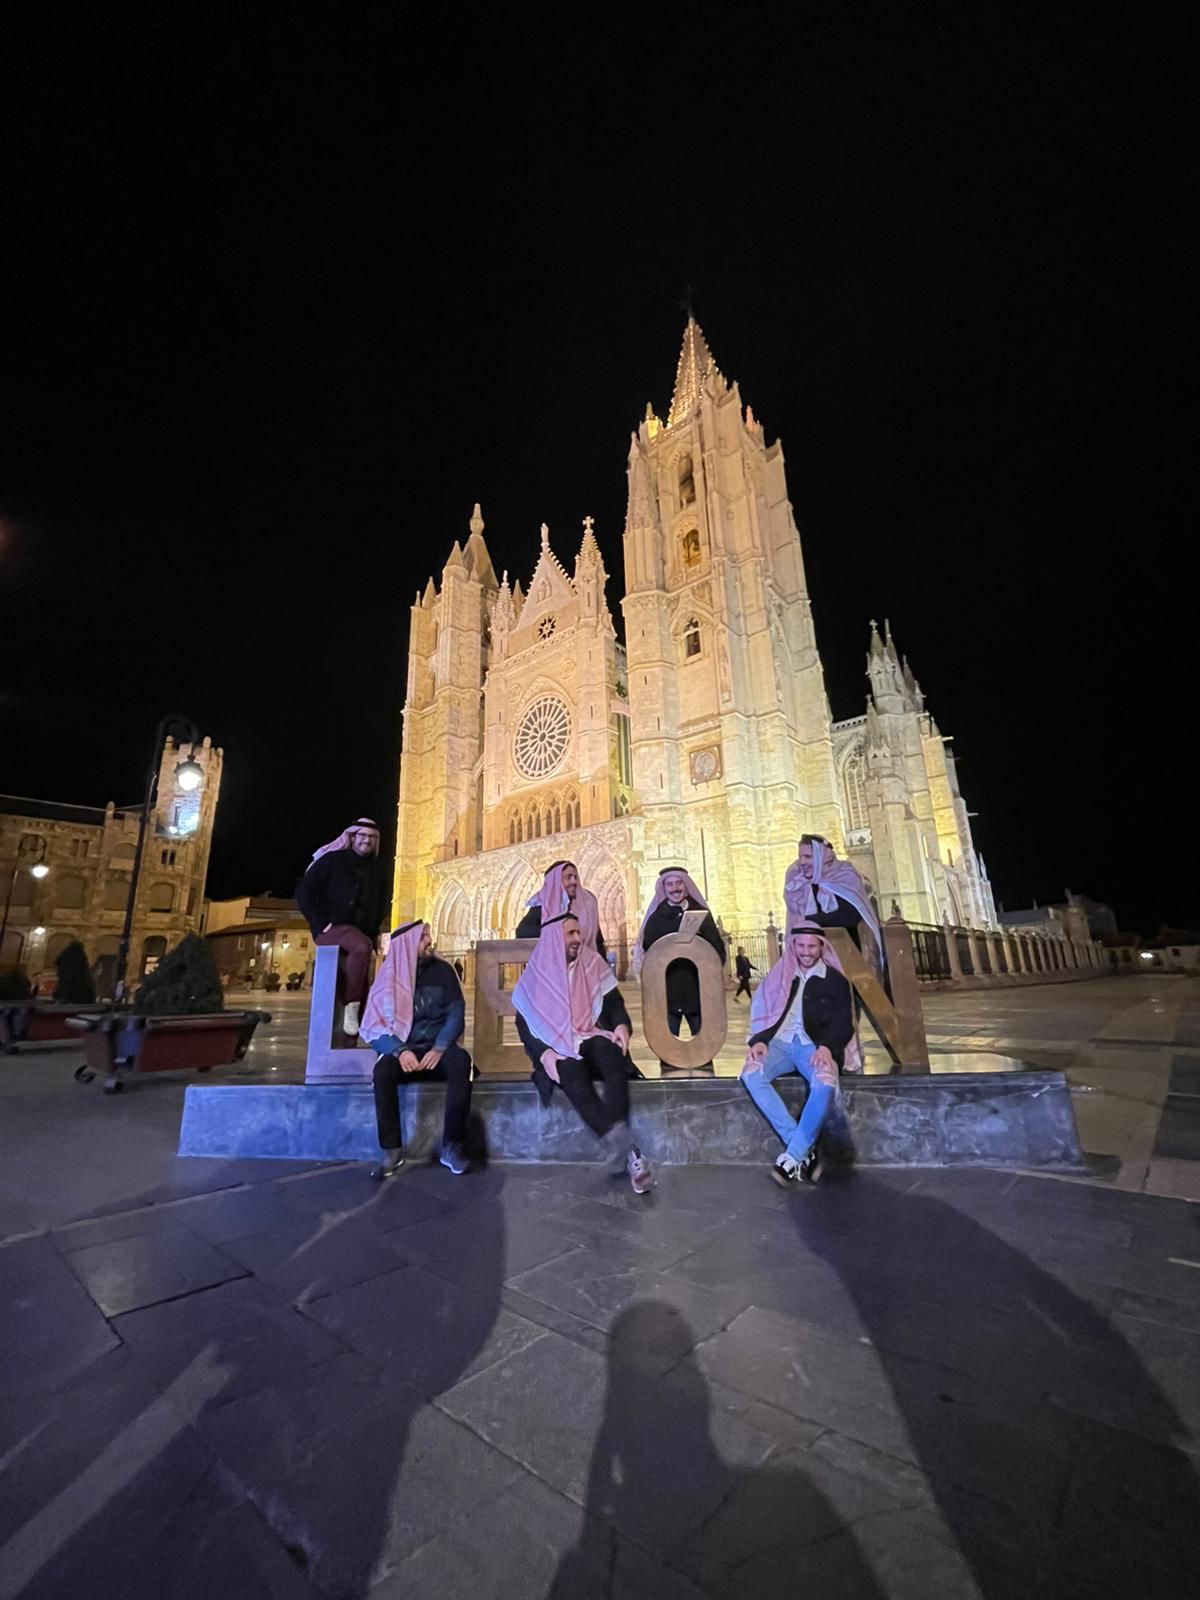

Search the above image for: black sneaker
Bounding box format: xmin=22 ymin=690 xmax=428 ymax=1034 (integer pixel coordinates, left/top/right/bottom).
xmin=439 ymin=1142 xmax=470 ymax=1176
xmin=769 ymin=1154 xmax=801 ymax=1189
xmin=799 ymin=1143 xmax=825 ymax=1185
xmin=370 ymin=1148 xmax=405 ymax=1181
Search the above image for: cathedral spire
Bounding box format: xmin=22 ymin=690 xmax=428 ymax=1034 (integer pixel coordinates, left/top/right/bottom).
xmin=576 ymin=514 xmax=603 ymax=570
xmin=464 ymin=502 xmax=497 ymax=588
xmin=868 ymin=619 xmax=886 ymax=659
xmin=668 ymin=315 xmax=717 ymax=428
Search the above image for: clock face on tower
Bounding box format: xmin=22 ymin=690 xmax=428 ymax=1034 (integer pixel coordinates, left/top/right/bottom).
xmin=514 ymin=695 xmax=571 ymax=780
xmin=690 ymin=745 xmax=722 ymax=784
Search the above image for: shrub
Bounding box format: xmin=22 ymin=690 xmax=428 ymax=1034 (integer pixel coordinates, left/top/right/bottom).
xmin=54 ymin=940 xmax=97 ymax=1004
xmin=0 ymin=966 xmax=32 ymax=1002
xmin=133 ymin=933 xmax=224 ymax=1016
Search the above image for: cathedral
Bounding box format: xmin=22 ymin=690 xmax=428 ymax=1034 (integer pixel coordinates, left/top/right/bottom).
xmin=392 ymin=319 xmax=995 ymax=959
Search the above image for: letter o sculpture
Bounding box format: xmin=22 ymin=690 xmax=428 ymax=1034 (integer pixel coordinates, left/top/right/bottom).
xmin=639 ymin=909 xmax=728 ymax=1070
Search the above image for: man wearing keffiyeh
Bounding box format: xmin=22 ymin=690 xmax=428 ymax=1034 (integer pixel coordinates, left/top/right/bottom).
xmin=512 ymin=871 xmax=652 ymax=1193
xmin=295 ymin=817 xmax=388 ymax=1037
xmin=741 ymin=922 xmax=855 ymax=1189
xmin=360 ymin=920 xmax=475 ymax=1179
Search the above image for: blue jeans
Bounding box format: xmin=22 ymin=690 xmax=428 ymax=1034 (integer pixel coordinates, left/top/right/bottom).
xmin=742 ymin=1037 xmax=837 ymax=1161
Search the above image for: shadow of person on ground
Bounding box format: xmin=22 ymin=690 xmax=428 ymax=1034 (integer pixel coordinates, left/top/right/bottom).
xmin=0 ymin=1163 xmax=510 ymax=1599
xmin=549 ymin=1300 xmax=889 ymax=1599
xmin=788 ymin=1173 xmax=1200 ymax=1596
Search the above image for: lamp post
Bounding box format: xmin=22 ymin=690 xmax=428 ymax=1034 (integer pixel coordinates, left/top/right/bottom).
xmin=0 ymin=836 xmax=50 ymax=964
xmin=112 ymin=714 xmax=204 ymax=1005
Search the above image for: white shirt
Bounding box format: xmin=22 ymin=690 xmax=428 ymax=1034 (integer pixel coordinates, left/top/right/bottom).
xmin=774 ymin=960 xmax=827 ymax=1046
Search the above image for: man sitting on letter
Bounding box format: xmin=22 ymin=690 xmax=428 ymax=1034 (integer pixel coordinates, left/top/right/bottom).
xmin=634 ymin=866 xmax=725 ymax=1072
xmin=516 ymin=859 xmax=607 ymax=957
xmin=740 ymin=922 xmax=854 ymax=1188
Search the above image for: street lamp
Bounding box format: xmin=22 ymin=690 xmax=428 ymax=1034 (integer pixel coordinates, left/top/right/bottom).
xmin=112 ymin=714 xmax=203 ymax=1005
xmin=0 ymin=835 xmax=49 ymax=964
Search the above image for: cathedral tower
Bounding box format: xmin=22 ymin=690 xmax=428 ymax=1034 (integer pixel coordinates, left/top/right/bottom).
xmin=392 ymin=506 xmax=497 ymax=924
xmin=621 ymin=318 xmax=842 ymax=925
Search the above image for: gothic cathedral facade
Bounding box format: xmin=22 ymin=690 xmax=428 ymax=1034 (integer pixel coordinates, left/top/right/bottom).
xmin=393 ymin=319 xmax=995 ymax=956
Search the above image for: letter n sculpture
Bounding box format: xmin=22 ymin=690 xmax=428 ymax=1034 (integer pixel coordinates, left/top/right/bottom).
xmin=640 ymin=909 xmax=728 ymax=1070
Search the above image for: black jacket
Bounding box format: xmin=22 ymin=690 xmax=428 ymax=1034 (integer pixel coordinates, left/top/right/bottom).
xmin=516 ymin=903 xmax=607 ymax=961
xmin=735 ymin=954 xmax=756 ymax=980
xmin=514 ymin=985 xmax=637 ymax=1102
xmin=640 ymin=899 xmax=725 ymax=1014
xmin=296 ymin=849 xmax=388 ymax=941
xmin=401 ymin=957 xmax=465 ymax=1053
xmin=748 ymin=967 xmax=854 ymax=1065
xmin=805 ymin=893 xmax=864 ymax=951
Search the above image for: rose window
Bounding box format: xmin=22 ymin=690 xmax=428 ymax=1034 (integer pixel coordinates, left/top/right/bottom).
xmin=538 ymin=615 xmax=556 ymax=639
xmin=514 ymin=695 xmax=571 ymax=779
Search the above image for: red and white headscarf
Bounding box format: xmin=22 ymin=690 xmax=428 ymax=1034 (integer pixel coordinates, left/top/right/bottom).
xmin=360 ymin=920 xmax=425 ymax=1044
xmin=632 ymin=867 xmax=708 ymax=976
xmin=783 ymin=838 xmax=881 ymax=958
xmin=512 ymin=910 xmax=619 ymax=1060
xmin=310 ymin=817 xmax=380 ymax=865
xmin=526 ymin=859 xmax=602 ymax=952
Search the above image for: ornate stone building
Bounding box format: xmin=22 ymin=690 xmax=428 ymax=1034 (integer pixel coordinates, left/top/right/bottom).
xmin=0 ymin=734 xmax=222 ymax=992
xmin=393 ymin=320 xmax=994 ymax=956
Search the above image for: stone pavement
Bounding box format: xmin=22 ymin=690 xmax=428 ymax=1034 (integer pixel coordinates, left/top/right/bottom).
xmin=0 ymin=977 xmax=1198 ymax=1597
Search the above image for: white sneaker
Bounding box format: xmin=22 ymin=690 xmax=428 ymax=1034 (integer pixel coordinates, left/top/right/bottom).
xmin=769 ymin=1153 xmax=801 ymax=1189
xmin=343 ymin=1002 xmax=361 ymax=1037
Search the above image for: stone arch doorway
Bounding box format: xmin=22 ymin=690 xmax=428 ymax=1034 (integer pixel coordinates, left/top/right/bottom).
xmin=493 ymin=860 xmax=540 ymax=938
xmin=433 ymin=883 xmax=470 ymax=948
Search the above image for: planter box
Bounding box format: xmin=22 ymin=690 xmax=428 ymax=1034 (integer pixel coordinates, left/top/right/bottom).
xmin=0 ymin=1003 xmax=109 ymax=1053
xmin=72 ymin=1010 xmax=270 ymax=1092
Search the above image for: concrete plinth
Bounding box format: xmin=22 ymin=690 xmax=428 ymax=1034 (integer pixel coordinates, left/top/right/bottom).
xmin=178 ymin=1070 xmax=1085 ymax=1172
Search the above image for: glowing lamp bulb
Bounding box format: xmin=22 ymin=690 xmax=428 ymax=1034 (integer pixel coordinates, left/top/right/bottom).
xmin=175 ymin=755 xmax=203 ymax=792
xmin=30 ymin=863 xmax=49 ymax=879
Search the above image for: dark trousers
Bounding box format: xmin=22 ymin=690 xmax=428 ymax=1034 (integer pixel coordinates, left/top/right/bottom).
xmin=316 ymin=924 xmax=374 ymax=1005
xmin=373 ymin=1044 xmax=472 ymax=1149
xmin=557 ymin=1038 xmax=630 ymax=1140
xmin=668 ymin=1009 xmax=701 ymax=1036
xmin=734 ymin=977 xmax=752 ymax=999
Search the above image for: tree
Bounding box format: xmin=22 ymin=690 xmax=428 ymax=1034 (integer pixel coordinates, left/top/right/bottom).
xmin=133 ymin=932 xmax=224 ymax=1016
xmin=0 ymin=967 xmax=31 ymax=1002
xmin=54 ymin=939 xmax=97 ymax=1004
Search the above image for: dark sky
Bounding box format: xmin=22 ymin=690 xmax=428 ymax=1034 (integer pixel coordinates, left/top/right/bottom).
xmin=0 ymin=11 xmax=1190 ymax=934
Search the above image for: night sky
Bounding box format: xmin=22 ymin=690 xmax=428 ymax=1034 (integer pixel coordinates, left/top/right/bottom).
xmin=1 ymin=12 xmax=1190 ymax=934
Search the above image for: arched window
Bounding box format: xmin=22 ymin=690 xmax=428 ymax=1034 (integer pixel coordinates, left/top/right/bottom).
xmin=149 ymin=882 xmax=174 ymax=913
xmin=572 ymin=796 xmax=581 ymax=829
xmin=54 ymin=874 xmax=86 ymax=910
xmin=681 ymin=528 xmax=701 ymax=568
xmin=0 ymin=930 xmax=23 ymax=965
xmin=141 ymin=935 xmax=167 ymax=973
xmin=508 ymin=812 xmax=518 ymax=845
xmin=683 ymin=618 xmax=702 ymax=659
xmin=678 ymin=454 xmax=696 ymax=507
xmin=551 ymin=803 xmax=561 ymax=834
xmin=103 ymin=877 xmax=129 ymax=911
xmin=844 ymin=748 xmax=868 ymax=832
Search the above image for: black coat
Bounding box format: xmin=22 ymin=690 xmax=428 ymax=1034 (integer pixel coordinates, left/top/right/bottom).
xmin=804 ymin=893 xmax=864 ymax=951
xmin=296 ymin=849 xmax=388 ymax=941
xmin=516 ymin=903 xmax=607 ymax=961
xmin=514 ymin=986 xmax=637 ymax=1103
xmin=640 ymin=899 xmax=725 ymax=1015
xmin=748 ymin=967 xmax=854 ymax=1066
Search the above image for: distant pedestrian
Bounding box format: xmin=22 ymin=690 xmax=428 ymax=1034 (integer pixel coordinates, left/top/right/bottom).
xmin=733 ymin=946 xmax=757 ymax=1001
